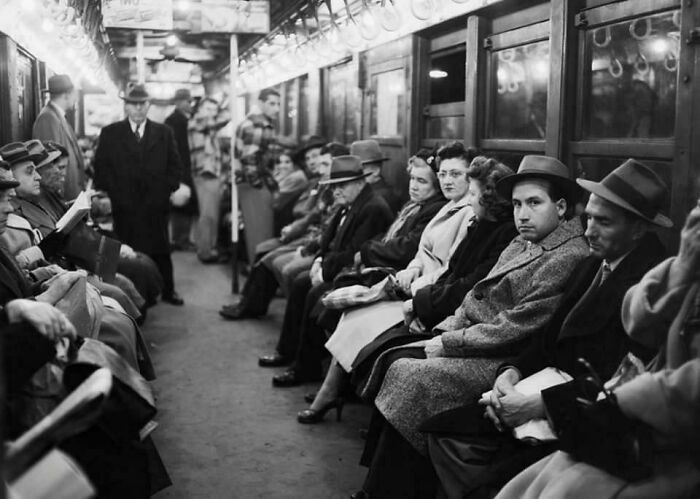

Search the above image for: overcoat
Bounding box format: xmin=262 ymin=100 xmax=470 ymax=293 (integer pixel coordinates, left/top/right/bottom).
xmin=32 ymin=102 xmax=86 ymax=201
xmin=164 ymin=109 xmax=198 ymax=215
xmin=319 ymin=183 xmax=394 ymax=282
xmin=359 ymin=194 xmax=446 ymax=270
xmin=495 ymin=255 xmax=700 ymax=499
xmin=370 ymin=217 xmax=588 ymax=453
xmin=94 ymin=119 xmax=182 ymax=254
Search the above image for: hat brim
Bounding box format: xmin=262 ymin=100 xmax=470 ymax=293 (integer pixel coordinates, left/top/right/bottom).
xmin=297 ymin=141 xmax=327 ymax=156
xmin=318 ymin=171 xmax=372 ymax=185
xmin=0 ymin=179 xmax=20 ymax=189
xmin=496 ymin=172 xmax=581 ymax=201
xmin=121 ymin=97 xmax=150 ymax=103
xmin=35 ymin=150 xmax=62 ymax=169
xmin=360 ymin=157 xmax=389 ymax=164
xmin=577 ymin=178 xmax=673 ymax=228
xmin=8 ymin=153 xmax=44 ymax=169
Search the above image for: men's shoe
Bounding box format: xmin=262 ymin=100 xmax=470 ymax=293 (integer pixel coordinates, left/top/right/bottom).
xmin=162 ymin=291 xmax=184 ymax=306
xmin=219 ymin=305 xmax=256 ymax=320
xmin=258 ymin=353 xmax=289 ymax=367
xmin=272 ymin=369 xmax=303 ymax=388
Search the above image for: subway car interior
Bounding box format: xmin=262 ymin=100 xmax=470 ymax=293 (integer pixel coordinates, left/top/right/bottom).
xmin=0 ymin=0 xmax=699 ymax=497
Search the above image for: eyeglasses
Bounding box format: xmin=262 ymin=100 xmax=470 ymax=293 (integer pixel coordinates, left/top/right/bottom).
xmin=437 ymin=170 xmax=466 ymax=179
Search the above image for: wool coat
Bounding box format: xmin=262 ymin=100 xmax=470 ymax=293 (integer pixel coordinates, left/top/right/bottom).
xmin=370 ymin=217 xmax=589 ymax=453
xmin=164 ymin=109 xmax=198 ymax=215
xmin=360 ymin=194 xmax=447 ymax=270
xmin=319 ymin=183 xmax=394 ymax=282
xmin=371 ymin=177 xmax=401 ymax=213
xmin=94 ymin=119 xmax=182 ymax=255
xmin=32 ymin=102 xmax=86 ymax=201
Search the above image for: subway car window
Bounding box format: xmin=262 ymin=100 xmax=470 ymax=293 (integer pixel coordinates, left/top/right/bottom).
xmin=489 ymin=40 xmax=550 ymax=139
xmin=582 ymin=10 xmax=679 ymax=139
xmin=298 ymin=74 xmax=310 ymax=137
xmin=283 ymin=79 xmax=298 ymax=138
xmin=429 ymin=48 xmax=466 ymax=105
xmin=369 ymin=68 xmax=406 ymax=137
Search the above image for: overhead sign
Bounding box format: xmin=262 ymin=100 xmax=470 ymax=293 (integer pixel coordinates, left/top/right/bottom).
xmin=200 ymin=0 xmax=270 ymax=34
xmin=102 ymin=0 xmax=173 ymax=30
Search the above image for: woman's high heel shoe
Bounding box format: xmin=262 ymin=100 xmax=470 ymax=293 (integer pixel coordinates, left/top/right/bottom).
xmin=297 ymin=398 xmax=344 ymax=424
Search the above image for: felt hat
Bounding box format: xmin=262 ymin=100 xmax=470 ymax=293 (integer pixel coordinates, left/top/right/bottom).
xmin=121 ymin=83 xmax=150 ymax=103
xmin=297 ymin=135 xmax=327 ymax=156
xmin=319 ymin=155 xmax=371 ymax=185
xmin=0 ymin=155 xmax=19 ymax=189
xmin=24 ymin=139 xmax=61 ymax=169
xmin=0 ymin=142 xmax=42 ymax=169
xmin=173 ymin=88 xmax=192 ymax=101
xmin=350 ymin=140 xmax=388 ymax=164
xmin=43 ymin=74 xmax=74 ymax=94
xmin=44 ymin=141 xmax=68 ymax=158
xmin=577 ymin=159 xmax=672 ymax=228
xmin=496 ymin=155 xmax=580 ymax=200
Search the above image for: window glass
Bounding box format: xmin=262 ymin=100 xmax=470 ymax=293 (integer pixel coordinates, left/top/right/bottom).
xmin=284 ymin=79 xmax=298 ymax=137
xmin=370 ymin=69 xmax=405 ymax=136
xmin=326 ymin=62 xmax=359 ymax=144
xmin=582 ymin=10 xmax=679 ymax=139
xmin=426 ymin=115 xmax=464 ymax=140
xmin=482 ymin=151 xmax=526 ymax=171
xmin=299 ymin=75 xmax=310 ymax=137
xmin=429 ymin=48 xmax=466 ymax=105
xmin=489 ymin=40 xmax=549 ymax=139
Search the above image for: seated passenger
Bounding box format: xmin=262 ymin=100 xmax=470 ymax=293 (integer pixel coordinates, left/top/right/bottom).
xmin=423 ymin=159 xmax=669 ymax=498
xmin=270 ymin=155 xmax=395 ymax=387
xmin=496 ymin=198 xmax=700 ymax=499
xmin=219 ymin=142 xmax=346 ymax=320
xmin=299 ymin=153 xmax=506 ymax=423
xmin=351 ymin=140 xmax=401 ymax=213
xmin=271 ymin=149 xmax=309 ymax=232
xmin=354 ymin=155 xmax=589 ymax=498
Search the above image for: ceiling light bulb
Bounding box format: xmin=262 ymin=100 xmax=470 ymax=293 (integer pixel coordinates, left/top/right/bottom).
xmin=175 ymin=0 xmax=189 ymax=11
xmin=166 ymin=34 xmax=179 ymax=47
xmin=429 ymin=69 xmax=448 ymax=78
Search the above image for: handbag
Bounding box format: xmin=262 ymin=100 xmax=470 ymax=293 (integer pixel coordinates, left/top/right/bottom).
xmin=543 ymin=357 xmax=653 ymax=482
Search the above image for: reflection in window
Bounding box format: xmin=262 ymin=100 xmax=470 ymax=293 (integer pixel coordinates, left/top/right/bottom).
xmin=299 ymin=75 xmax=310 ymax=137
xmin=427 ymin=116 xmax=464 ymax=140
xmin=583 ymin=10 xmax=679 ymax=139
xmin=429 ymin=48 xmax=466 ymax=105
xmin=489 ymin=40 xmax=549 ymax=139
xmin=284 ymin=80 xmax=298 ymax=138
xmin=370 ymin=69 xmax=405 ymax=136
xmin=326 ymin=62 xmax=359 ymax=144
xmin=575 ymin=157 xmax=671 ymax=214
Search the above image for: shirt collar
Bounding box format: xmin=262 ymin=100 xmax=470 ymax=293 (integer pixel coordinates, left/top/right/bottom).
xmin=49 ymin=101 xmax=65 ymax=118
xmin=604 ymin=251 xmax=631 ymax=273
xmin=129 ymin=119 xmax=146 ymax=136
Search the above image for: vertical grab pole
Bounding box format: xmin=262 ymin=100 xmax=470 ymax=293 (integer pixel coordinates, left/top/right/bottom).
xmin=230 ymin=35 xmax=240 ymax=293
xmin=136 ymin=31 xmax=145 ymax=84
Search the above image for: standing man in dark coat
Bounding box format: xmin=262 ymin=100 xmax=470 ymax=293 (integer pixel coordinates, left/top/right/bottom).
xmin=32 ymin=74 xmax=86 ymax=201
xmin=165 ymin=88 xmax=197 ymax=251
xmin=421 ymin=159 xmax=671 ymax=499
xmin=94 ymin=83 xmax=184 ymax=305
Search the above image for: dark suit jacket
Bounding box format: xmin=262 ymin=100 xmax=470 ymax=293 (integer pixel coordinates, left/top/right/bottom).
xmin=320 ymin=184 xmax=394 ymax=282
xmin=94 ymin=119 xmax=182 ymax=254
xmin=509 ymin=232 xmax=666 ymax=380
xmin=371 ymin=177 xmax=401 ymax=214
xmin=359 ymin=194 xmax=446 ymax=270
xmin=164 ymin=110 xmax=197 ymax=215
xmin=413 ymin=218 xmax=518 ymax=330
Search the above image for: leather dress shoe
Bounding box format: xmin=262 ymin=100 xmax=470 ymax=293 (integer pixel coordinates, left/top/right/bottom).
xmin=162 ymin=291 xmax=184 ymax=306
xmin=219 ymin=305 xmax=256 ymax=320
xmin=272 ymin=369 xmax=303 ymax=388
xmin=350 ymin=490 xmax=370 ymax=499
xmin=258 ymin=353 xmax=289 ymax=367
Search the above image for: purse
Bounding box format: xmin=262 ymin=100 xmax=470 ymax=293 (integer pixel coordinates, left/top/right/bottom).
xmin=543 ymin=357 xmax=653 ymax=482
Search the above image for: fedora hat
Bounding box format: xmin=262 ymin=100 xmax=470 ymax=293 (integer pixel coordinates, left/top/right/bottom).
xmin=297 ymin=135 xmax=327 ymax=156
xmin=350 ymin=140 xmax=388 ymax=164
xmin=24 ymin=139 xmax=61 ymax=169
xmin=496 ymin=155 xmax=580 ymax=200
xmin=0 ymin=142 xmax=42 ymax=169
xmin=0 ymin=155 xmax=19 ymax=189
xmin=319 ymin=155 xmax=371 ymax=185
xmin=121 ymin=83 xmax=150 ymax=103
xmin=577 ymin=159 xmax=672 ymax=228
xmin=173 ymin=88 xmax=192 ymax=101
xmin=43 ymin=74 xmax=74 ymax=94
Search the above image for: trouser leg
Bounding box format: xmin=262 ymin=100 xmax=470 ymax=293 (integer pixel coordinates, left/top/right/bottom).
xmin=275 ymin=271 xmax=312 ymax=359
xmin=289 ymin=282 xmax=332 ymax=379
xmin=194 ymin=175 xmax=222 ymax=259
xmin=149 ymin=253 xmax=175 ymax=296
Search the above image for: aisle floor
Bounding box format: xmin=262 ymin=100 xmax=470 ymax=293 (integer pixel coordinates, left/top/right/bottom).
xmin=148 ymin=252 xmax=370 ymax=499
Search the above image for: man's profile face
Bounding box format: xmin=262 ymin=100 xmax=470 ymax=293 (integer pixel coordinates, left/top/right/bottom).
xmin=0 ymin=189 xmax=14 ymax=234
xmin=584 ymin=193 xmax=642 ymax=261
xmin=261 ymin=95 xmax=280 ymax=120
xmin=511 ymin=179 xmax=565 ymax=242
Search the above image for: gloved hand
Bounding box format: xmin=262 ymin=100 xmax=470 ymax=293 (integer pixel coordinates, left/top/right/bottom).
xmin=38 ymin=230 xmax=69 ymax=258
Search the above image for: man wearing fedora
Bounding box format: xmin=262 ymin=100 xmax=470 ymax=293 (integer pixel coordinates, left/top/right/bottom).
xmin=351 ymin=139 xmax=400 ymax=213
xmin=32 ymin=74 xmax=86 ymax=201
xmin=420 ymin=158 xmax=670 ymax=498
xmin=94 ymin=83 xmax=184 ymax=306
xmin=165 ymin=88 xmax=198 ymax=252
xmin=271 ymin=154 xmax=395 ymax=387
xmin=351 ymin=155 xmax=590 ymax=498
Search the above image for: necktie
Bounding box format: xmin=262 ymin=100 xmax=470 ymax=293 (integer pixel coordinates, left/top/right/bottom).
xmin=134 ymin=128 xmax=141 ymax=142
xmin=599 ymin=261 xmax=612 ymax=286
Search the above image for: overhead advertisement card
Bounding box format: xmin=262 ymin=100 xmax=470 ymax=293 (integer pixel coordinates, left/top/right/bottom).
xmin=102 ymin=0 xmax=174 ymax=30
xmin=200 ymin=0 xmax=270 ymax=34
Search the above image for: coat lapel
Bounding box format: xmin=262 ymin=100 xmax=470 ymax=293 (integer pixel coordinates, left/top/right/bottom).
xmin=333 ymin=185 xmax=373 ymax=248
